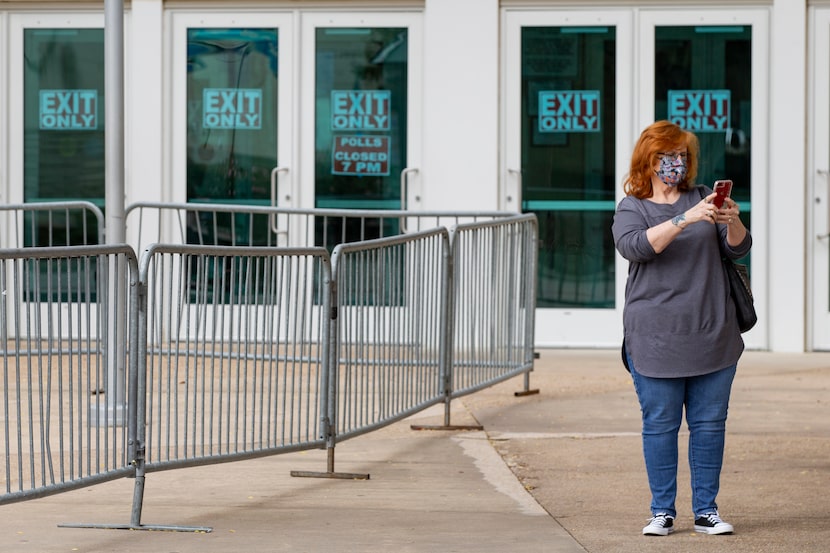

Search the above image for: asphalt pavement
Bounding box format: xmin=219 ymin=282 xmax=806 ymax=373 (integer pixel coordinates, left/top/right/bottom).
xmin=2 ymin=349 xmax=829 ymax=553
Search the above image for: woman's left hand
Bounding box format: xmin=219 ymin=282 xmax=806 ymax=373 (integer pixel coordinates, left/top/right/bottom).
xmin=717 ymin=196 xmax=749 ymax=246
xmin=715 ymin=197 xmax=741 ymax=226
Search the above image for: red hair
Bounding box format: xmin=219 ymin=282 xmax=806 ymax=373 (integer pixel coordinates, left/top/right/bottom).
xmin=623 ymin=120 xmax=700 ymax=198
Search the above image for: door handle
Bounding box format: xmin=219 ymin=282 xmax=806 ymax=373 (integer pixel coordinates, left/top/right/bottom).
xmin=400 ymin=167 xmax=419 ymax=210
xmin=507 ymin=168 xmax=522 ymax=207
xmin=819 ymin=169 xmax=830 ymax=240
xmin=270 ymin=166 xmax=290 ymax=237
xmin=400 ymin=168 xmax=419 ymax=233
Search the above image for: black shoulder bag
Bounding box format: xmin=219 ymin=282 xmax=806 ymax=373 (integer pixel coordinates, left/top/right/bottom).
xmin=698 ymin=187 xmax=757 ymax=333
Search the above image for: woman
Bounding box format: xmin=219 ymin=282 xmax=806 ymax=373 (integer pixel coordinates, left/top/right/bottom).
xmin=611 ymin=120 xmax=751 ymax=536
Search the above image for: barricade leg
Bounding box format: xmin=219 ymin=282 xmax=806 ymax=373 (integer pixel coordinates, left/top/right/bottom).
xmin=409 ymin=396 xmax=485 ymax=432
xmin=59 ymin=455 xmax=213 ymax=532
xmin=290 ymin=446 xmax=371 ymax=480
xmin=514 ymin=352 xmax=541 ymax=397
xmin=290 ymin=421 xmax=370 ymax=480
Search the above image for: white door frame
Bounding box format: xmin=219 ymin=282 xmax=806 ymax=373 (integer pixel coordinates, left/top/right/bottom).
xmin=503 ymin=8 xmax=770 ymax=348
xmin=4 ymin=13 xmax=109 ymax=339
xmin=502 ymin=9 xmax=633 ymax=347
xmin=637 ymin=8 xmax=770 ymax=350
xmin=167 ymin=10 xmax=296 ymax=209
xmin=809 ymin=7 xmax=830 ymax=350
xmin=0 ymin=12 xmax=7 ymax=210
xmin=7 ymin=13 xmax=106 ymax=208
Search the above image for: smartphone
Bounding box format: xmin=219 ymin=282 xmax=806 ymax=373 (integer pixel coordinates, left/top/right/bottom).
xmin=712 ymin=180 xmax=733 ymax=209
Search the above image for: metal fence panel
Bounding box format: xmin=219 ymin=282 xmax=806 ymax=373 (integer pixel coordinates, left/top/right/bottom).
xmin=138 ymin=244 xmax=331 ymax=470
xmin=331 ymin=228 xmax=450 ymax=440
xmin=0 ymin=204 xmax=538 ymax=523
xmin=0 ymin=245 xmax=138 ymax=505
xmin=125 ymin=202 xmax=510 ymax=252
xmin=449 ymin=214 xmax=538 ymax=396
xmin=0 ymin=202 xmax=105 ymax=248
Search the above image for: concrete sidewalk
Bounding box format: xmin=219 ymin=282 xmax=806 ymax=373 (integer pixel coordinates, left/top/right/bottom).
xmin=2 ymin=349 xmax=829 ymax=553
xmin=465 ymin=349 xmax=830 ymax=553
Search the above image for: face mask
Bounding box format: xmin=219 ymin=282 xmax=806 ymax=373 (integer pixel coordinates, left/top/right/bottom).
xmin=655 ymin=154 xmax=687 ymax=187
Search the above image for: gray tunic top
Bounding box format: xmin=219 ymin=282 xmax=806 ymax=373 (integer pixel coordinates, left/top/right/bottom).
xmin=612 ymin=185 xmax=752 ymax=378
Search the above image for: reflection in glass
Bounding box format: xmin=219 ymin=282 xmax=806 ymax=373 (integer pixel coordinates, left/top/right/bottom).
xmin=315 ymin=27 xmax=407 ymax=216
xmin=521 ymin=27 xmax=617 ymax=308
xmin=315 ymin=27 xmax=409 ymax=304
xmin=24 ymin=28 xmax=105 ymax=246
xmin=186 ymin=28 xmax=278 ymax=204
xmin=655 ymin=26 xmax=752 ymax=201
xmin=186 ymin=28 xmax=279 ymax=246
xmin=655 ymin=26 xmax=752 ymax=267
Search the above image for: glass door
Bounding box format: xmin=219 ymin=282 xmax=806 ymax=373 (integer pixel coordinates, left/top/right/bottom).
xmin=503 ymin=10 xmax=632 ymax=346
xmin=638 ymin=9 xmax=769 ymax=349
xmin=8 ymin=14 xmax=106 ymax=245
xmin=170 ymin=11 xmax=293 ymax=245
xmin=171 ymin=11 xmax=420 ymax=247
xmin=300 ymin=12 xmax=422 ymax=245
xmin=810 ymin=8 xmax=830 ymax=350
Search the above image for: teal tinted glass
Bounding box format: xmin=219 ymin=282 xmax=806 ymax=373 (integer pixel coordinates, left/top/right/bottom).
xmin=315 ymin=27 xmax=408 ymax=301
xmin=185 ymin=28 xmax=279 ymax=246
xmin=315 ymin=28 xmax=407 ymax=211
xmin=24 ymin=28 xmax=105 ymax=246
xmin=186 ymin=28 xmax=279 ymax=205
xmin=655 ymin=25 xmax=752 ymax=245
xmin=521 ymin=27 xmax=616 ymax=308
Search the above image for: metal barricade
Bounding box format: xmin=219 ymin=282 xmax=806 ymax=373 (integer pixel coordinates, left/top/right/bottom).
xmin=449 ymin=214 xmax=538 ymax=397
xmin=329 ymin=227 xmax=451 ymax=442
xmin=136 ymin=244 xmax=332 ymax=472
xmin=0 ymin=245 xmax=138 ymax=505
xmin=0 ymin=204 xmax=538 ymax=531
xmin=0 ymin=202 xmax=105 ymax=248
xmin=125 ymin=202 xmax=510 ymax=252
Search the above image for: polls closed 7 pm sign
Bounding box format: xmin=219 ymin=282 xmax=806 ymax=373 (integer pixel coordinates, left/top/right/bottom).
xmin=332 ymin=135 xmax=390 ymax=176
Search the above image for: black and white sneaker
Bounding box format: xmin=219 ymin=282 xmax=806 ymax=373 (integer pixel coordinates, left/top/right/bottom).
xmin=643 ymin=514 xmax=675 ymax=536
xmin=694 ymin=512 xmax=734 ymax=534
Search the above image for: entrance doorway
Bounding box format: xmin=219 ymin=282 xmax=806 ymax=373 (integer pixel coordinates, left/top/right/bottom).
xmin=504 ymin=8 xmax=769 ymax=348
xmin=171 ymin=10 xmax=422 ymax=247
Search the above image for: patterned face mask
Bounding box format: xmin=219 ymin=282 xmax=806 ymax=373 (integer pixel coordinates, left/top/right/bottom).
xmin=655 ymin=153 xmax=688 ymax=187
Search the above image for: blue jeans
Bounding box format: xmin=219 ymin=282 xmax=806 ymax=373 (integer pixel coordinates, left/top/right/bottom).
xmin=627 ymin=354 xmax=736 ymax=518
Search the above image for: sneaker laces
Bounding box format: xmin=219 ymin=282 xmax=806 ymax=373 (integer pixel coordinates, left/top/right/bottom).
xmin=699 ymin=512 xmax=725 ymax=524
xmin=648 ymin=514 xmax=672 ymax=525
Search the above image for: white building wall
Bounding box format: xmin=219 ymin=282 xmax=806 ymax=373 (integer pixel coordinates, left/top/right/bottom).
xmin=127 ymin=0 xmax=164 ymax=206
xmin=125 ymin=0 xmax=164 ymax=247
xmin=769 ymin=0 xmax=808 ymax=351
xmin=422 ymin=0 xmax=500 ymax=211
xmin=0 ymin=0 xmax=826 ymax=352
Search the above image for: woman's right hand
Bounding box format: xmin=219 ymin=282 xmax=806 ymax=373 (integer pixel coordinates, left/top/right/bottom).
xmin=686 ymin=192 xmax=720 ymax=225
